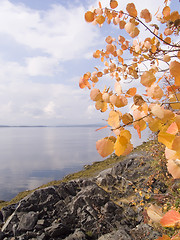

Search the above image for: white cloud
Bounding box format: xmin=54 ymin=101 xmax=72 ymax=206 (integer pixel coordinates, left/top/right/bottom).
xmin=0 ymin=0 xmax=100 ymax=60
xmin=26 ymin=56 xmax=61 ymax=76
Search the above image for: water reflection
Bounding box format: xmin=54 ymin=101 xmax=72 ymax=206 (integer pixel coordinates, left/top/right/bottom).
xmin=0 ymin=126 xmax=150 ymax=200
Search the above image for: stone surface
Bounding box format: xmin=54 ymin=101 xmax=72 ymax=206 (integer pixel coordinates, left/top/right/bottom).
xmin=0 ymin=152 xmax=166 ymax=239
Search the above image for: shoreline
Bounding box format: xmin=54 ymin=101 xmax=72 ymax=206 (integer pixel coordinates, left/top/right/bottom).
xmin=0 ymin=140 xmax=158 ymax=210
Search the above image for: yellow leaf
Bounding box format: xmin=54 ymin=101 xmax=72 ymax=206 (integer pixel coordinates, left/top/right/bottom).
xmin=158 ymin=131 xmax=175 ymax=149
xmin=175 ymin=115 xmax=180 ymax=130
xmin=172 ymin=136 xmax=180 ymax=152
xmin=169 ymin=93 xmax=180 ymax=109
xmin=96 ymin=138 xmax=114 ymax=157
xmin=114 ymin=135 xmax=128 ymax=156
xmin=108 ymin=110 xmax=121 ymax=129
xmin=148 ymin=118 xmax=163 ymax=132
xmin=120 ymin=129 xmax=131 ymax=141
xmin=122 ymin=142 xmax=133 ymax=156
xmin=170 ymin=61 xmax=180 ymax=86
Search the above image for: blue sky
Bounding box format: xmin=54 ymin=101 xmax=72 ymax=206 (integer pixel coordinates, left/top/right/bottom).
xmin=0 ymin=0 xmax=178 ymax=125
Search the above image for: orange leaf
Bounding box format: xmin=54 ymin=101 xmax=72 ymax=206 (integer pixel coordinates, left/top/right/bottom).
xmin=110 ymin=0 xmax=118 ymax=9
xmin=126 ymin=3 xmax=137 ymax=17
xmin=155 ymin=235 xmax=170 ymax=240
xmin=96 ymin=15 xmax=105 ymax=24
xmin=171 ymin=232 xmax=180 ymax=240
xmin=85 ymin=11 xmax=95 ymax=23
xmin=135 ymin=124 xmax=141 ymax=138
xmin=95 ymin=125 xmax=108 ymax=131
xmin=141 ymin=71 xmax=156 ymax=87
xmin=126 ymin=87 xmax=137 ymax=97
xmin=160 ymin=210 xmax=180 ymax=227
xmin=166 ymin=122 xmax=179 ymax=135
xmin=162 ymin=6 xmax=171 ymax=17
xmin=96 ymin=138 xmax=114 ymax=157
xmin=99 ymin=1 xmax=102 ymax=8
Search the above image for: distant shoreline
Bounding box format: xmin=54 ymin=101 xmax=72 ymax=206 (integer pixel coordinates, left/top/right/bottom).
xmin=0 ymin=124 xmax=105 ymax=128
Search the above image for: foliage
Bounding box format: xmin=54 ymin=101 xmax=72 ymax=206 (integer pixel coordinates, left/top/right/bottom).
xmin=80 ymin=0 xmax=180 ymax=238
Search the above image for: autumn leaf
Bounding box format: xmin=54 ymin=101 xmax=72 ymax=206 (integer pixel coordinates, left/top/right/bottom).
xmin=169 ymin=93 xmax=180 ymax=110
xmin=172 ymin=136 xmax=180 ymax=152
xmin=126 ymin=3 xmax=137 ymax=17
xmin=167 ymin=159 xmax=180 ymax=179
xmin=110 ymin=0 xmax=118 ymax=9
xmin=122 ymin=113 xmax=133 ymax=125
xmin=151 ymin=104 xmax=164 ymax=119
xmin=166 ymin=122 xmax=179 ymax=135
xmin=108 ymin=110 xmax=121 ymax=129
xmin=140 ymin=9 xmax=152 ymax=23
xmin=126 ymin=87 xmax=137 ymax=97
xmin=171 ymin=232 xmax=180 ymax=240
xmin=147 ymin=204 xmax=164 ymax=223
xmin=140 ymin=71 xmax=156 ymax=87
xmin=162 ymin=6 xmax=171 ymax=17
xmin=170 ymin=61 xmax=180 ymax=86
xmin=160 ymin=210 xmax=180 ymax=227
xmin=165 ymin=147 xmax=177 ymax=160
xmin=96 ymin=138 xmax=114 ymax=157
xmin=146 ymin=83 xmax=164 ymax=100
xmin=85 ymin=11 xmax=95 ymax=23
xmin=114 ymin=135 xmax=129 ymax=156
xmin=158 ymin=131 xmax=175 ymax=149
xmin=155 ymin=236 xmax=171 ymax=240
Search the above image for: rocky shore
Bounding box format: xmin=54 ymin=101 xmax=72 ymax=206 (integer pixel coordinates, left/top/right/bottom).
xmin=0 ymin=149 xmax=169 ymax=240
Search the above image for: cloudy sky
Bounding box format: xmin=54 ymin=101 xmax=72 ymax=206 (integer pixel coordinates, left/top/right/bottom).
xmin=0 ymin=0 xmax=178 ymax=126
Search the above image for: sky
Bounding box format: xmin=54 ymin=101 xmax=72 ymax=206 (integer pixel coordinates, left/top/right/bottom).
xmin=0 ymin=0 xmax=178 ymax=126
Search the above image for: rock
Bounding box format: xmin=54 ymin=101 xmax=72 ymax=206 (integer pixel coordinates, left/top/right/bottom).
xmin=0 ymin=232 xmax=5 ymax=240
xmin=17 ymin=211 xmax=38 ymax=232
xmin=64 ymin=229 xmax=87 ymax=240
xmin=98 ymin=227 xmax=132 ymax=240
xmin=45 ymin=222 xmax=72 ymax=238
xmin=130 ymin=223 xmax=161 ymax=240
xmin=0 ymin=152 xmax=165 ymax=240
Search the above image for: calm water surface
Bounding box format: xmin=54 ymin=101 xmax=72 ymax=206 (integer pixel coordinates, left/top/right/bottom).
xmin=0 ymin=126 xmax=150 ymax=200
